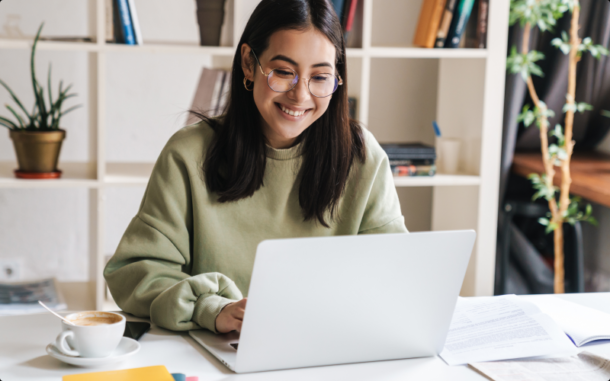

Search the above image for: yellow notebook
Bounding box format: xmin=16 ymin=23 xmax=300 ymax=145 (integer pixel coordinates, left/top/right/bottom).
xmin=63 ymin=365 xmax=175 ymax=381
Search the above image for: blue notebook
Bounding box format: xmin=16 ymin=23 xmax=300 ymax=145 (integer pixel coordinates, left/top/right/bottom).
xmin=444 ymin=0 xmax=475 ymax=48
xmin=116 ymin=0 xmax=136 ymax=45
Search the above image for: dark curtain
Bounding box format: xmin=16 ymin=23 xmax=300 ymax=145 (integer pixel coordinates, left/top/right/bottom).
xmin=497 ymin=0 xmax=610 ymax=294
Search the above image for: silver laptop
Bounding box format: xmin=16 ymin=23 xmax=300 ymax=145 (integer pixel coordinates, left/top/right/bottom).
xmin=189 ymin=230 xmax=476 ymax=373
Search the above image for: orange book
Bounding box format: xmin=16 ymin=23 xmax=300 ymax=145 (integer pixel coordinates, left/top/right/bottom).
xmin=413 ymin=0 xmax=447 ymax=48
xmin=63 ymin=365 xmax=175 ymax=381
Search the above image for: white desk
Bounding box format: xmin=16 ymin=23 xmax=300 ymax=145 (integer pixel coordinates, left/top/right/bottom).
xmin=2 ymin=293 xmax=610 ymax=381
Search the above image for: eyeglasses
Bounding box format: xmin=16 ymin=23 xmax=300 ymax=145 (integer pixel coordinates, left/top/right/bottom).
xmin=251 ymin=50 xmax=343 ymax=98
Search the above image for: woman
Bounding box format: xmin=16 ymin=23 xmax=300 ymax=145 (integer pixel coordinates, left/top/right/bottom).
xmin=104 ymin=0 xmax=407 ymax=334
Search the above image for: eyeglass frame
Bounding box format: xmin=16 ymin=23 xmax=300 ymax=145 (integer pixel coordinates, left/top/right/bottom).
xmin=249 ymin=49 xmax=343 ymax=98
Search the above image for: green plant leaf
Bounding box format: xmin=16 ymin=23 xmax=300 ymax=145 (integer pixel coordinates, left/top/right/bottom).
xmin=528 ymin=173 xmax=558 ymax=201
xmin=0 ymin=79 xmax=32 ymax=124
xmin=509 ymin=0 xmax=568 ymax=31
xmin=31 ymin=24 xmax=48 ymax=129
xmin=0 ymin=116 xmax=18 ymax=130
xmin=507 ymin=46 xmax=546 ymax=81
xmin=5 ymin=104 xmax=25 ymax=129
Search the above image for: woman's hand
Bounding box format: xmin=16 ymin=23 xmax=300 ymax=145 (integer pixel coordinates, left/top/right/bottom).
xmin=215 ymin=298 xmax=247 ymax=333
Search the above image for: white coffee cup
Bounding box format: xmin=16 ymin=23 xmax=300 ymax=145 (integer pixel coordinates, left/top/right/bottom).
xmin=54 ymin=311 xmax=126 ymax=358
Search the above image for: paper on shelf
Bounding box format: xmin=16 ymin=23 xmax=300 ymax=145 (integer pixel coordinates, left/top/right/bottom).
xmin=531 ymin=295 xmax=610 ymax=347
xmin=470 ymin=351 xmax=610 ymax=381
xmin=439 ymin=295 xmax=577 ymax=365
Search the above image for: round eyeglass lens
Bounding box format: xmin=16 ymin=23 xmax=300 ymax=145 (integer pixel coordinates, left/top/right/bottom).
xmin=308 ymin=73 xmax=338 ymax=97
xmin=268 ymin=69 xmax=298 ymax=92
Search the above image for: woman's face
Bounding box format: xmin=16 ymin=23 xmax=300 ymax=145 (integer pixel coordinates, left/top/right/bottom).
xmin=241 ymin=28 xmax=337 ymax=149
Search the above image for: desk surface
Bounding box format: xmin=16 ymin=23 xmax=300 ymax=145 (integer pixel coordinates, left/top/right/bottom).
xmin=512 ymin=152 xmax=610 ymax=208
xmin=2 ymin=293 xmax=610 ymax=381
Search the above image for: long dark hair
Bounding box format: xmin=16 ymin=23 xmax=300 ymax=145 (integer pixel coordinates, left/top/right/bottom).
xmin=196 ymin=0 xmax=366 ymax=227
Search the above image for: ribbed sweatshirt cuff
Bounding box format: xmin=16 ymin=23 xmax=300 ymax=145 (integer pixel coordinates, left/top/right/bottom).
xmin=193 ymin=294 xmax=235 ymax=333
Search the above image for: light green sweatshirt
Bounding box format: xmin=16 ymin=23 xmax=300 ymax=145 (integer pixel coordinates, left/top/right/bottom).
xmin=104 ymin=121 xmax=407 ymax=333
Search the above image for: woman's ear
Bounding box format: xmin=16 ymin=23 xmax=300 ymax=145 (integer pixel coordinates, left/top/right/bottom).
xmin=241 ymin=43 xmax=254 ymax=81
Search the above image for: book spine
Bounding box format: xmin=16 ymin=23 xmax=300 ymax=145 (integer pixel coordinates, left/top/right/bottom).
xmin=414 ymin=0 xmax=447 ymax=48
xmin=434 ymin=0 xmax=458 ymax=48
xmin=444 ymin=0 xmax=475 ymax=48
xmin=391 ymin=165 xmax=436 ymax=177
xmin=476 ymin=0 xmax=488 ymax=49
xmin=332 ymin=0 xmax=346 ymax=21
xmin=127 ymin=0 xmax=142 ymax=45
xmin=344 ymin=0 xmax=358 ymax=33
xmin=105 ymin=0 xmax=114 ymax=42
xmin=116 ymin=0 xmax=135 ymax=45
xmin=112 ymin=0 xmax=124 ymax=43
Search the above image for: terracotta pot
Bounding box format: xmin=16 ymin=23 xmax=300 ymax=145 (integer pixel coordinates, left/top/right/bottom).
xmin=9 ymin=129 xmax=66 ymax=174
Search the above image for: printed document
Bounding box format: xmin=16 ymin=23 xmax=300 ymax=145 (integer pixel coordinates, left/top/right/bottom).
xmin=439 ymin=295 xmax=577 ymax=365
xmin=471 ymin=351 xmax=610 ymax=381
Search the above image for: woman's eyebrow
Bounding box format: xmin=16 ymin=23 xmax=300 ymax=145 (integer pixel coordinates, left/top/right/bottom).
xmin=269 ymin=55 xmax=333 ymax=68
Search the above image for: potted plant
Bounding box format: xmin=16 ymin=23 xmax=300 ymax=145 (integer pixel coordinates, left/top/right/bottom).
xmin=0 ymin=24 xmax=80 ymax=179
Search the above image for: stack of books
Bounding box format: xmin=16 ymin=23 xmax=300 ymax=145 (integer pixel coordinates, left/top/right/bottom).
xmin=185 ymin=68 xmax=232 ymax=125
xmin=331 ymin=0 xmax=360 ymax=41
xmin=381 ymin=143 xmax=436 ymax=177
xmin=0 ymin=278 xmax=66 ymax=316
xmin=413 ymin=0 xmax=488 ymax=49
xmin=105 ymin=0 xmax=142 ymax=45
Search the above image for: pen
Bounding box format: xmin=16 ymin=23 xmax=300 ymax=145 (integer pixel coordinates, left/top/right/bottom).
xmin=432 ymin=121 xmax=442 ymax=137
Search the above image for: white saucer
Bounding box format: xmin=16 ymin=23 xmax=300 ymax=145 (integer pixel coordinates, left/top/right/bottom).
xmin=46 ymin=337 xmax=140 ymax=367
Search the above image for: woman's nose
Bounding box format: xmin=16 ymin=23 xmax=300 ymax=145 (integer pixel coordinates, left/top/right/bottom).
xmin=287 ymin=76 xmax=311 ymax=103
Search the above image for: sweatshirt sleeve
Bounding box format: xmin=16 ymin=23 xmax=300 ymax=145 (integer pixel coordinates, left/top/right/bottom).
xmin=358 ymin=145 xmax=409 ymax=235
xmin=104 ymin=132 xmax=242 ymax=333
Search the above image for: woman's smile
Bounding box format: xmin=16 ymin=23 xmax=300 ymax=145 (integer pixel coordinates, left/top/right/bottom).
xmin=276 ymin=102 xmax=312 ymax=120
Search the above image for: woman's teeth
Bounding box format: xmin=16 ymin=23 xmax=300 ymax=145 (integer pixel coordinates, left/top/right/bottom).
xmin=280 ymin=104 xmax=306 ymax=117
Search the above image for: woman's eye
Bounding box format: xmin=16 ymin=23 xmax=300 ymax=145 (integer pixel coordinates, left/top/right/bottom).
xmin=312 ymin=75 xmax=330 ymax=82
xmin=274 ymin=69 xmax=295 ymax=78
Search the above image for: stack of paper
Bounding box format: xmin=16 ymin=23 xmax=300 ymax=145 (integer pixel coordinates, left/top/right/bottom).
xmin=439 ymin=295 xmax=577 ymax=365
xmin=471 ymin=351 xmax=610 ymax=381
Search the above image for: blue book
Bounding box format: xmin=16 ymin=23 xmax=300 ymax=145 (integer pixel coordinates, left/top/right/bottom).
xmin=444 ymin=0 xmax=475 ymax=48
xmin=116 ymin=0 xmax=136 ymax=45
xmin=331 ymin=0 xmax=346 ymax=22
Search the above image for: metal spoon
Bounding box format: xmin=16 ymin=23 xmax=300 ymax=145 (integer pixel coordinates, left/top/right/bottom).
xmin=38 ymin=300 xmax=76 ymax=326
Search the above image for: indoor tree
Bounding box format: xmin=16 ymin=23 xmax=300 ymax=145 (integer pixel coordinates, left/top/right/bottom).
xmin=507 ymin=0 xmax=607 ymax=293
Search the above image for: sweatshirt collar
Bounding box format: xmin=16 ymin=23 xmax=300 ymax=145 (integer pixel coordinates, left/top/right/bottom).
xmin=265 ymin=142 xmax=304 ymax=160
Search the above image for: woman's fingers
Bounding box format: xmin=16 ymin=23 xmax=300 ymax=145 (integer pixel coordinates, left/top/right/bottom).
xmin=215 ymin=298 xmax=248 ymax=333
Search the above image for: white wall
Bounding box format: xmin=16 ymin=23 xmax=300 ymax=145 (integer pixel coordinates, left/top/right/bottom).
xmin=0 ymin=0 xmax=209 ymax=281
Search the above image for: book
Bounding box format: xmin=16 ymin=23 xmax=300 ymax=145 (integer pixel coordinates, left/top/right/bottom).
xmin=127 ymin=0 xmax=143 ymax=45
xmin=0 ymin=278 xmax=66 ymax=316
xmin=116 ymin=0 xmax=136 ymax=45
xmin=461 ymin=0 xmax=479 ymax=48
xmin=186 ymin=68 xmax=228 ymax=125
xmin=391 ymin=164 xmax=436 ymax=177
xmin=112 ymin=0 xmax=125 ymax=43
xmin=434 ymin=0 xmax=458 ymax=48
xmin=348 ymin=97 xmax=357 ymax=119
xmin=215 ymin=71 xmax=232 ymax=115
xmin=476 ymin=0 xmax=488 ymax=48
xmin=331 ymin=0 xmax=346 ymax=21
xmin=343 ymin=0 xmax=359 ymax=41
xmin=63 ymin=365 xmax=174 ymax=381
xmin=380 ymin=143 xmax=437 ymax=160
xmin=105 ymin=0 xmax=114 ymax=42
xmin=413 ymin=0 xmax=447 ymax=48
xmin=532 ymin=296 xmax=610 ymax=347
xmin=444 ymin=0 xmax=476 ymax=48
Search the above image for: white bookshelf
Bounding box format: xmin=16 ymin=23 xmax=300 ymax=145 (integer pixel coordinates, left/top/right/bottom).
xmin=0 ymin=0 xmax=509 ymax=309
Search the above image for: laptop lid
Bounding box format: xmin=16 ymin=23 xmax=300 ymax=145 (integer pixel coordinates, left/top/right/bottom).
xmin=234 ymin=230 xmax=476 ymax=373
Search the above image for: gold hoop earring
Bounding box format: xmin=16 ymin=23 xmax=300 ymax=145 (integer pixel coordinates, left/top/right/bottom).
xmin=243 ymin=78 xmax=253 ymax=91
